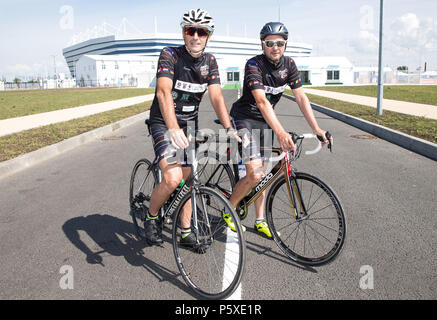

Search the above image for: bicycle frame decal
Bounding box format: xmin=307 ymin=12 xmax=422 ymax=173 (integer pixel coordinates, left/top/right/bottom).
xmin=244 ymin=160 xmax=284 ymax=206
xmin=255 ymin=172 xmax=274 ymax=193
xmin=165 ymin=181 xmax=191 ymax=217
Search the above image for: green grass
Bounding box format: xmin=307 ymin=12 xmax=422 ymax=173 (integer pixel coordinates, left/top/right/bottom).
xmin=302 ymin=93 xmax=437 ymax=144
xmin=223 ymin=83 xmax=242 ymax=90
xmin=0 ymin=101 xmax=152 ymax=162
xmin=311 ymin=85 xmax=437 ymax=106
xmin=0 ymin=87 xmax=155 ymax=120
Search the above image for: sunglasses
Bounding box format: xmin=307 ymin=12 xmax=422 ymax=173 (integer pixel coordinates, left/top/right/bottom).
xmin=184 ymin=27 xmax=209 ymax=37
xmin=262 ymin=40 xmax=287 ymax=48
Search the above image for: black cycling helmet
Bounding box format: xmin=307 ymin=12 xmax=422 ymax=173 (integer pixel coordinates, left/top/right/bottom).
xmin=260 ymin=22 xmax=289 ymax=40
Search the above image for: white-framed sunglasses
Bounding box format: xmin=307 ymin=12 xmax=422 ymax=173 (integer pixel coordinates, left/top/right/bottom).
xmin=262 ymin=40 xmax=287 ymax=48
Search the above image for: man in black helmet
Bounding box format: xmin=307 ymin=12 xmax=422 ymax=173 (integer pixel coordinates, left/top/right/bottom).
xmin=224 ymin=22 xmax=333 ymax=238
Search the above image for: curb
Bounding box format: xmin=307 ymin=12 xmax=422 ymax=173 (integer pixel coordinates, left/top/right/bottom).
xmin=0 ymin=110 xmax=149 ymax=180
xmin=284 ymin=94 xmax=437 ymax=162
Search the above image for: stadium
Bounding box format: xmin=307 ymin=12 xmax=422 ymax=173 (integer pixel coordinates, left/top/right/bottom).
xmin=62 ymin=19 xmax=398 ymax=87
xmin=62 ymin=32 xmax=315 ymax=87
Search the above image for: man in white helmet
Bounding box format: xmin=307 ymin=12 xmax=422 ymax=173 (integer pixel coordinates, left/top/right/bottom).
xmin=145 ymin=9 xmax=237 ymax=246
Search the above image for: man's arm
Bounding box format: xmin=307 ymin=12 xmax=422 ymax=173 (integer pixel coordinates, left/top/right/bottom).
xmin=156 ymin=77 xmax=188 ymax=149
xmin=292 ymin=87 xmax=331 ymax=144
xmin=208 ymin=83 xmax=232 ymax=129
xmin=156 ymin=77 xmax=179 ymax=130
xmin=251 ymin=89 xmax=295 ymax=152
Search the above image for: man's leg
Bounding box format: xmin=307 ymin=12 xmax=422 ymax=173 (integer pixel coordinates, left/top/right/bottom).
xmin=145 ymin=159 xmax=183 ymax=245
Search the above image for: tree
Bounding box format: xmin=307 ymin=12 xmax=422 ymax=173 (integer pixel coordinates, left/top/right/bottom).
xmin=13 ymin=77 xmax=21 ymax=88
xmin=397 ymin=66 xmax=408 ymax=72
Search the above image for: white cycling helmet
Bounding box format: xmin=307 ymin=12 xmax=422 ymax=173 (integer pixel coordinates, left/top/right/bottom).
xmin=180 ymin=8 xmax=215 ymax=33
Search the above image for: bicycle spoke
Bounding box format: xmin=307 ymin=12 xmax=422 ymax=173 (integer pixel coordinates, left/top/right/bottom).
xmin=267 ymin=174 xmax=346 ymax=266
xmin=173 ymin=186 xmax=244 ymax=299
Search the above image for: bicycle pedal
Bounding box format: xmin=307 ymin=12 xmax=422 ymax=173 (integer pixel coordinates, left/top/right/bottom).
xmin=164 ymin=216 xmax=173 ymax=225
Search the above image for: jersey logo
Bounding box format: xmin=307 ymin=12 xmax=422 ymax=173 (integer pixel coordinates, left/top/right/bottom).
xmin=171 ymin=90 xmax=178 ymax=100
xmin=264 ymin=84 xmax=288 ymax=95
xmin=175 ymin=80 xmax=208 ymax=93
xmin=278 ymin=69 xmax=288 ymax=79
xmin=200 ymin=65 xmax=209 ymax=76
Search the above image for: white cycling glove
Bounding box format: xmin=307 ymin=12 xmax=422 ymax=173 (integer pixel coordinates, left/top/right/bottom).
xmin=169 ymin=129 xmax=189 ymax=149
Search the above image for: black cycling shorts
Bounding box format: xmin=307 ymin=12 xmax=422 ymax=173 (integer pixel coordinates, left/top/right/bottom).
xmin=149 ymin=122 xmax=198 ymax=167
xmin=233 ymin=118 xmax=275 ymax=163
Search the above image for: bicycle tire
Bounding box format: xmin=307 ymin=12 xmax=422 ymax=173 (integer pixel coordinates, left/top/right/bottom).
xmin=129 ymin=158 xmax=157 ymax=239
xmin=172 ymin=186 xmax=246 ymax=300
xmin=266 ymin=172 xmax=346 ymax=266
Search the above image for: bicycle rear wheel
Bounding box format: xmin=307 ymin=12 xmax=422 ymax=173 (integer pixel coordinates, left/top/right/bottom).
xmin=266 ymin=172 xmax=346 ymax=266
xmin=129 ymin=158 xmax=157 ymax=239
xmin=172 ymin=186 xmax=245 ymax=300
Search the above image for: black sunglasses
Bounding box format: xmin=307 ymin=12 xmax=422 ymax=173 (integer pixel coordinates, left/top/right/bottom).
xmin=184 ymin=27 xmax=209 ymax=37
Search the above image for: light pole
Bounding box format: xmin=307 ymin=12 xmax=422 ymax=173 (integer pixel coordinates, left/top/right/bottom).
xmin=51 ymin=55 xmax=57 ymax=80
xmin=376 ymin=0 xmax=384 ymax=115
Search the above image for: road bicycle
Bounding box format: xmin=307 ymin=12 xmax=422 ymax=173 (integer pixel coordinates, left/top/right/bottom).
xmin=200 ymin=126 xmax=346 ymax=266
xmin=129 ymin=120 xmax=246 ymax=299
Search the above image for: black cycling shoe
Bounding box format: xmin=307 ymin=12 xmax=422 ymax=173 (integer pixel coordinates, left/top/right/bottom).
xmin=180 ymin=232 xmax=197 ymax=248
xmin=144 ymin=218 xmax=163 ymax=245
xmin=180 ymin=232 xmax=210 ymax=254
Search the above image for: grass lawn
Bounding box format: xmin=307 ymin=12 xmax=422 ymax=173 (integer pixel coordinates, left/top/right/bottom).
xmin=0 ymin=101 xmax=152 ymax=162
xmin=310 ymin=85 xmax=437 ymax=106
xmin=0 ymin=87 xmax=155 ymax=120
xmin=302 ymin=93 xmax=437 ymax=144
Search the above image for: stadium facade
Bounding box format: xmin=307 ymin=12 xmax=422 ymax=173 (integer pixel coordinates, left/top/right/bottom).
xmin=63 ymin=33 xmax=314 ymax=87
xmin=63 ymin=32 xmax=392 ymax=87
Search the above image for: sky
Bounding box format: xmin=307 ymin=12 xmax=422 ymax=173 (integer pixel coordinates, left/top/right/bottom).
xmin=0 ymin=0 xmax=436 ymax=81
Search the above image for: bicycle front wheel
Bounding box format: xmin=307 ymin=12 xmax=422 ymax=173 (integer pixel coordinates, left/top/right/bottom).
xmin=129 ymin=158 xmax=157 ymax=239
xmin=266 ymin=172 xmax=346 ymax=266
xmin=172 ymin=186 xmax=246 ymax=300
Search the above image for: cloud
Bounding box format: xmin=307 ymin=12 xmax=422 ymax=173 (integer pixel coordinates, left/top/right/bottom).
xmin=390 ymin=13 xmax=437 ymax=50
xmin=6 ymin=64 xmax=32 ymax=74
xmin=349 ymin=30 xmax=379 ymax=55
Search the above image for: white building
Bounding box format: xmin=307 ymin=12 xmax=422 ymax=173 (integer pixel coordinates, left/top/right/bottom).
xmin=75 ymin=54 xmax=158 ymax=87
xmin=294 ymin=56 xmax=355 ymax=86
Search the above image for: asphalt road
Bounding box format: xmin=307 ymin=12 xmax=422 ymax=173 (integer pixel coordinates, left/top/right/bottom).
xmin=0 ymin=89 xmax=436 ymax=300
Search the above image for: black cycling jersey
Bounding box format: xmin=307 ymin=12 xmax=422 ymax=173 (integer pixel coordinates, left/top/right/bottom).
xmin=149 ymin=45 xmax=221 ymax=126
xmin=230 ymin=54 xmax=302 ymax=122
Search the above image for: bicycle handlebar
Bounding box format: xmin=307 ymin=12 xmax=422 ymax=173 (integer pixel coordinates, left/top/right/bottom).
xmin=302 ymin=133 xmax=322 ymax=155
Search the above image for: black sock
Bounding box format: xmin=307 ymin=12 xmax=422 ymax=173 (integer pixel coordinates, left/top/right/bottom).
xmin=146 ymin=211 xmax=158 ymax=221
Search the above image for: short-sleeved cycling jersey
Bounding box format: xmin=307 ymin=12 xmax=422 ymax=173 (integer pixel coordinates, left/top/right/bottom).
xmin=149 ymin=46 xmax=221 ymax=126
xmin=230 ymin=54 xmax=302 ymax=122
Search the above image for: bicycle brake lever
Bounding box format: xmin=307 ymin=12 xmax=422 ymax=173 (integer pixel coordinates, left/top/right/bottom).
xmin=317 ymin=131 xmax=332 ymax=153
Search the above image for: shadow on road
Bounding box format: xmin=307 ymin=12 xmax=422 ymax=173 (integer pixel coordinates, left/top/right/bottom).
xmin=244 ymin=228 xmax=318 ymax=273
xmin=62 ymin=213 xmax=195 ymax=297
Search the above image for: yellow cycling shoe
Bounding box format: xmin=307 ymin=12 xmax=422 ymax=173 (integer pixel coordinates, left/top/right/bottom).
xmin=222 ymin=209 xmax=246 ymax=232
xmin=254 ymin=220 xmax=279 ymax=239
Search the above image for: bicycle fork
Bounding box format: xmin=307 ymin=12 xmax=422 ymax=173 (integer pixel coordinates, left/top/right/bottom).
xmin=190 ymin=148 xmax=213 ymax=248
xmin=284 ymin=154 xmax=308 ymax=220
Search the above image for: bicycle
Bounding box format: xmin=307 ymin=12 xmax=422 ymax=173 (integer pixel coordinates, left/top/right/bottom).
xmin=129 ymin=120 xmax=246 ymax=299
xmin=200 ymin=125 xmax=346 ymax=266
